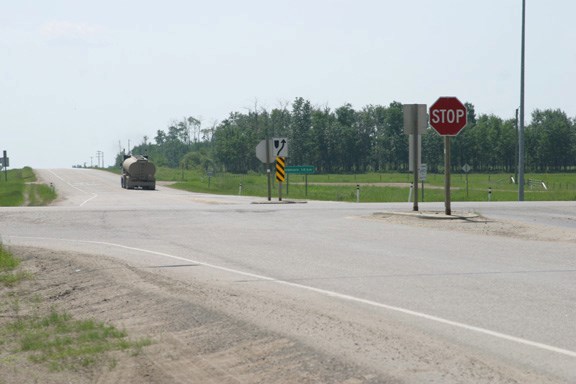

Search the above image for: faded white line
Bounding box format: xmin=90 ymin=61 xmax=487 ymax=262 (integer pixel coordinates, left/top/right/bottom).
xmin=10 ymin=235 xmax=576 ymax=359
xmin=46 ymin=170 xmax=98 ymax=207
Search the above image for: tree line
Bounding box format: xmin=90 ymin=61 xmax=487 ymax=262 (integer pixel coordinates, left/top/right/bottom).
xmin=116 ymin=97 xmax=576 ymax=174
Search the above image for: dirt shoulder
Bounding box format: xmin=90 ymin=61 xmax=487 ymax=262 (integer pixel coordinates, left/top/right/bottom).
xmin=1 ymin=246 xmax=396 ymax=384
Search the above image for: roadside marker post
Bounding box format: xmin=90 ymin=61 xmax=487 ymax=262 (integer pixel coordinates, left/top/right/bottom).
xmin=276 ymin=157 xmax=286 ymax=201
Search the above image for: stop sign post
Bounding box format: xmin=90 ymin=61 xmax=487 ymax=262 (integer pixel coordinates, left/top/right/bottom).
xmin=429 ymin=97 xmax=468 ymax=215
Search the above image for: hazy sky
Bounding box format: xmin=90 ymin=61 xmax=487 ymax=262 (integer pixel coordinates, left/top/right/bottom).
xmin=1 ymin=1 xmax=575 ymax=169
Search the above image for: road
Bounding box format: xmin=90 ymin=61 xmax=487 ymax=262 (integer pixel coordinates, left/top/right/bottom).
xmin=2 ymin=168 xmax=575 ymax=383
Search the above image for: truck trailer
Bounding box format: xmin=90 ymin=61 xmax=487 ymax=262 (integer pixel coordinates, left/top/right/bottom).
xmin=121 ymin=155 xmax=156 ymax=190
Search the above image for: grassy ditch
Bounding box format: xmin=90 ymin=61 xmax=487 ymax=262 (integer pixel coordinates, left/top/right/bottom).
xmin=0 ymin=167 xmax=57 ymax=206
xmin=160 ymin=168 xmax=576 ymax=202
xmin=103 ymin=165 xmax=576 ymax=201
xmin=0 ymin=245 xmax=152 ymax=372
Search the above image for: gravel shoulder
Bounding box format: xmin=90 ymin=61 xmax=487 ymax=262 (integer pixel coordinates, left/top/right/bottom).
xmin=2 ymin=247 xmax=397 ymax=384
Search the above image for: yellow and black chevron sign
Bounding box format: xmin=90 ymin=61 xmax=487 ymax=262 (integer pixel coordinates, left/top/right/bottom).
xmin=275 ymin=156 xmax=286 ymax=182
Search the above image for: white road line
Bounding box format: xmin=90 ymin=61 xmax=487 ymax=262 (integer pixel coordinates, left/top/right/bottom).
xmin=46 ymin=170 xmax=98 ymax=206
xmin=78 ymin=194 xmax=98 ymax=207
xmin=10 ymin=235 xmax=576 ymax=359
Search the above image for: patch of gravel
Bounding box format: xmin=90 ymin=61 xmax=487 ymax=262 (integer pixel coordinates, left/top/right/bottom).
xmin=369 ymin=211 xmax=576 ymax=243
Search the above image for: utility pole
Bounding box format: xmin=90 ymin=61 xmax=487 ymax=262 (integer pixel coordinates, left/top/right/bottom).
xmin=515 ymin=108 xmax=519 ymax=184
xmin=96 ymin=151 xmax=103 ymax=168
xmin=518 ymin=0 xmax=526 ymax=201
xmin=3 ymin=150 xmax=8 ymax=181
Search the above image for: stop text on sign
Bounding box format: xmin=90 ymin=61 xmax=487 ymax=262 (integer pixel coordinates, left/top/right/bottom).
xmin=430 ymin=109 xmax=465 ymax=125
xmin=429 ymin=97 xmax=467 ymax=136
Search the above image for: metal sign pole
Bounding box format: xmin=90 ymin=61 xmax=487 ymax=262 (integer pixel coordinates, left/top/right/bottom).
xmin=266 ymin=137 xmax=271 ymax=201
xmin=444 ymin=137 xmax=451 ymax=215
xmin=279 ymin=182 xmax=283 ymax=201
xmin=421 ymin=180 xmax=425 ymax=202
xmin=403 ymin=104 xmax=425 ymax=211
xmin=412 ymin=123 xmax=419 ymax=211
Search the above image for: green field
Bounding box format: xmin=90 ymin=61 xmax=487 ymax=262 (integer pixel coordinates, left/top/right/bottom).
xmin=0 ymin=167 xmax=57 ymax=206
xmin=158 ymin=168 xmax=576 ymax=202
xmin=4 ymin=166 xmax=575 ymax=204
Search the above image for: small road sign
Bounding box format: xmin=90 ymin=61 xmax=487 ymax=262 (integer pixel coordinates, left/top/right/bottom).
xmin=273 ymin=138 xmax=288 ymax=157
xmin=256 ymin=140 xmax=270 ymax=163
xmin=403 ymin=104 xmax=428 ymax=134
xmin=429 ymin=97 xmax=467 ymax=136
xmin=285 ymin=165 xmax=315 ymax=174
xmin=256 ymin=138 xmax=289 ymax=163
xmin=419 ymin=164 xmax=427 ymax=181
xmin=276 ymin=157 xmax=286 ymax=182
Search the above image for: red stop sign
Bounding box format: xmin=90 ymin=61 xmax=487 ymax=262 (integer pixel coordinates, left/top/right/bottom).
xmin=429 ymin=97 xmax=468 ymax=136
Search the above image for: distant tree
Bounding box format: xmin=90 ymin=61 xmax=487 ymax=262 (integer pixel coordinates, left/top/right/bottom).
xmin=311 ymin=106 xmax=334 ymax=172
xmin=384 ymin=102 xmax=407 ymax=171
xmin=526 ymin=109 xmax=575 ymax=171
xmin=213 ymin=112 xmax=259 ymax=173
xmin=422 ymin=129 xmax=443 ymax=173
xmin=289 ymin=97 xmax=313 ymax=165
xmin=188 ymin=116 xmax=202 ymax=143
xmin=465 ymin=102 xmax=477 ymax=125
xmin=358 ymin=105 xmax=383 ymax=171
xmin=154 ymin=130 xmax=167 ymax=145
xmin=180 ymin=150 xmax=214 ymax=171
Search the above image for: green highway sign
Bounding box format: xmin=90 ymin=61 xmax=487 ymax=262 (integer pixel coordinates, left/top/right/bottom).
xmin=285 ymin=165 xmax=315 ymax=174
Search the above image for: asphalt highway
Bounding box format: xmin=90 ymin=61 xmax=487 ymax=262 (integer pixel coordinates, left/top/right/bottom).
xmin=2 ymin=168 xmax=575 ymax=383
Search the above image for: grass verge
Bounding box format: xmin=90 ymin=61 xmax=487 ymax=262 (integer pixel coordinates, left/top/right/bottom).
xmin=3 ymin=308 xmax=152 ymax=371
xmin=0 ymin=246 xmax=152 ymax=372
xmin=163 ymin=168 xmax=576 ymax=202
xmin=0 ymin=243 xmax=29 ymax=287
xmin=103 ymin=165 xmax=576 ymax=202
xmin=0 ymin=167 xmax=57 ymax=206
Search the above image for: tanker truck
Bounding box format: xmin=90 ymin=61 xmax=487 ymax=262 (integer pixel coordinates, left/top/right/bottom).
xmin=121 ymin=155 xmax=156 ymax=190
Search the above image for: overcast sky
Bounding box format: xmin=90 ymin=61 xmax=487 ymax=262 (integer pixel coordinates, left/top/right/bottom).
xmin=1 ymin=0 xmax=575 ymax=169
